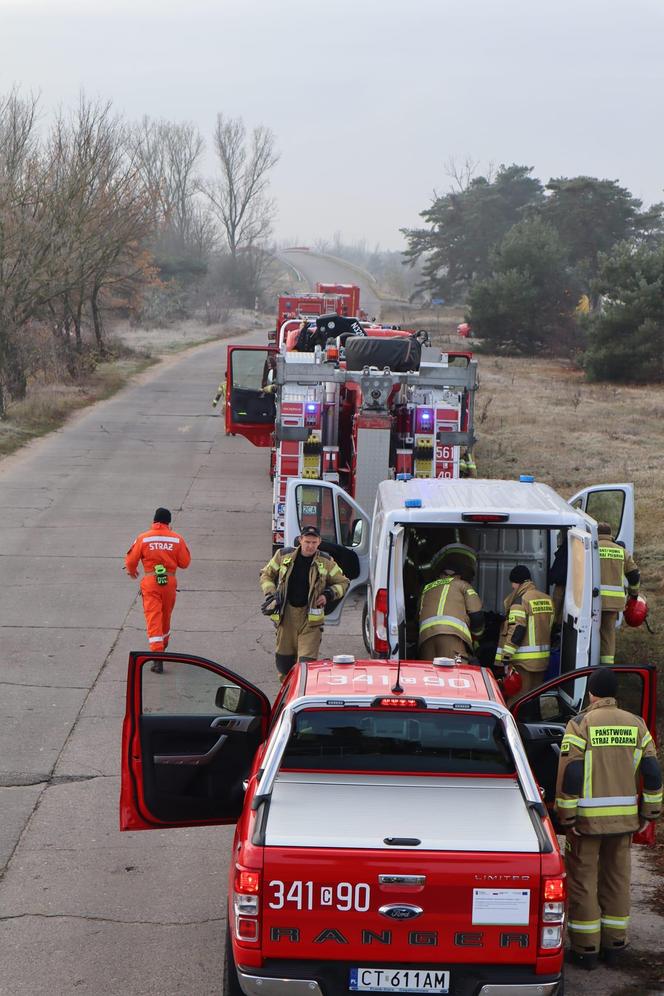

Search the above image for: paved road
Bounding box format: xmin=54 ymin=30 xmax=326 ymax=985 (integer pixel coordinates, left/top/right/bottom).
xmin=0 ymin=329 xmax=363 ymax=996
xmin=277 ymin=249 xmax=384 ymax=319
xmin=0 ymin=331 xmax=659 ymax=996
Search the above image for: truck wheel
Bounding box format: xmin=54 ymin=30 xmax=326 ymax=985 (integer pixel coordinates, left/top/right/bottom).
xmin=222 ymin=926 xmax=243 ymax=996
xmin=362 ymin=602 xmax=372 ymax=655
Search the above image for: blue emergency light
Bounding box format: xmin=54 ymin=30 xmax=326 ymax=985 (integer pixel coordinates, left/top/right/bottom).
xmin=396 ymin=473 xmax=413 ymax=481
xmin=519 ymin=474 xmax=535 ymax=483
xmin=405 ymin=498 xmax=422 ymax=508
xmin=306 ymin=403 xmax=318 ymax=413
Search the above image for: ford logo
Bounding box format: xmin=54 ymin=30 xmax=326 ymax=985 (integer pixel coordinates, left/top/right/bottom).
xmin=379 ymin=904 xmax=423 ymax=921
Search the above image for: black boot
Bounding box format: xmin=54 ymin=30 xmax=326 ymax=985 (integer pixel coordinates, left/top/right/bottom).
xmin=600 ymin=945 xmax=627 ymax=967
xmin=566 ymin=949 xmax=599 ymax=971
xmin=275 ymin=654 xmax=296 ymax=682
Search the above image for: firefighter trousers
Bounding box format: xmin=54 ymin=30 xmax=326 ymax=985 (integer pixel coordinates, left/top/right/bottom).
xmin=419 ymin=633 xmax=471 ymax=662
xmin=140 ymin=576 xmax=177 ymax=653
xmin=600 ymin=611 xmax=619 ymax=664
xmin=565 ymin=831 xmax=632 ymax=954
xmin=505 ymin=665 xmax=546 ymax=706
xmin=275 ymin=604 xmax=323 ymax=674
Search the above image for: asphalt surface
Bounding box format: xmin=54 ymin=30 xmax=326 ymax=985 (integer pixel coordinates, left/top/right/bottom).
xmin=0 ymin=328 xmax=660 ymax=996
xmin=0 ymin=327 xmax=363 ymax=995
xmin=277 ymin=249 xmax=384 ymax=319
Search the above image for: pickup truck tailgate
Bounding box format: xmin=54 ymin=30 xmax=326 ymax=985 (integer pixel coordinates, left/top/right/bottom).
xmin=261 ymin=773 xmax=543 ymax=963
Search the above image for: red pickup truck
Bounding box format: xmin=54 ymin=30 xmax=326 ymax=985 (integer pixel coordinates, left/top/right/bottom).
xmin=120 ymin=655 xmax=657 ymax=996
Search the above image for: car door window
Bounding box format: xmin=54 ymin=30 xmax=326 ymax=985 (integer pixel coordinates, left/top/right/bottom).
xmin=295 ymin=483 xmax=337 ymax=542
xmin=585 ymin=489 xmax=625 ymax=538
xmin=337 ymin=493 xmax=364 ymax=547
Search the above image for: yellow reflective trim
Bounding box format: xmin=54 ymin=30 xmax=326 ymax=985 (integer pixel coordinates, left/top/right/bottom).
xmin=562 ymin=734 xmax=586 ymax=751
xmin=641 ymin=732 xmax=653 ymax=749
xmin=589 ymin=726 xmax=638 ymax=748
xmin=513 ymin=650 xmax=550 ymax=660
xmin=568 ymin=920 xmax=601 ymax=932
xmin=601 ymin=915 xmax=629 ymax=928
xmin=583 ymin=750 xmax=593 ymax=800
xmin=600 ymin=655 xmax=615 ymax=664
xmin=579 ymin=805 xmax=638 ymax=817
xmin=556 ymin=798 xmax=578 ymax=809
xmin=643 ymin=791 xmax=663 ymax=803
xmin=633 ymin=748 xmax=643 ymax=770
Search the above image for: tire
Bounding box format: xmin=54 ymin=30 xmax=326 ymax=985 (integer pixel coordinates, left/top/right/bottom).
xmin=362 ymin=601 xmax=372 ymax=655
xmin=222 ymin=925 xmax=243 ymax=996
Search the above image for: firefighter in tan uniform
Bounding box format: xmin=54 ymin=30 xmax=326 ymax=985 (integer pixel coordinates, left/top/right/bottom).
xmin=496 ymin=566 xmax=554 ymax=702
xmin=555 ymin=667 xmax=662 ymax=970
xmin=260 ymin=526 xmax=350 ymax=679
xmin=417 ymin=546 xmax=484 ymax=661
xmin=459 ymin=447 xmax=477 ymax=478
xmin=597 ymin=522 xmax=640 ymax=664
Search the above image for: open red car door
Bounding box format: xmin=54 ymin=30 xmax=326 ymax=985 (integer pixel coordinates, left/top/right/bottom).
xmin=511 ymin=664 xmax=658 ymax=845
xmin=120 ymin=652 xmax=270 ymax=831
xmin=225 ymin=345 xmax=276 ymax=446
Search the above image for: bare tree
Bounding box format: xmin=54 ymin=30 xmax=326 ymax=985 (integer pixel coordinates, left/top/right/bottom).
xmin=131 ymin=117 xmax=209 ymax=257
xmin=202 ymin=114 xmax=279 ymax=259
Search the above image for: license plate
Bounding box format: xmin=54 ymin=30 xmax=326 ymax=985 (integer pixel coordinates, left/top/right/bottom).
xmin=349 ymin=967 xmax=450 ymax=993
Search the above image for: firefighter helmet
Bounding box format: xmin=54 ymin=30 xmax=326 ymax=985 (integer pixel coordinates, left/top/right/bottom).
xmin=430 ymin=543 xmax=478 ymax=582
xmin=502 ymin=667 xmax=523 ymax=699
xmin=624 ymin=594 xmax=648 ymax=628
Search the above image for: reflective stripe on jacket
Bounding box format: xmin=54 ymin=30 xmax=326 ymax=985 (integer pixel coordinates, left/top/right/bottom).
xmin=496 ymin=581 xmax=554 ymax=671
xmin=259 ymin=546 xmax=350 ymax=623
xmin=555 ymin=697 xmax=663 ymax=834
xmin=599 ymin=539 xmax=639 ymax=612
xmin=418 ymin=573 xmax=483 ymax=649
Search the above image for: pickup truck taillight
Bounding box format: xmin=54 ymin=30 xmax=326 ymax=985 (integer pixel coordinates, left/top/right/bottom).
xmin=374 ymin=588 xmax=388 ymax=655
xmin=539 ymin=876 xmax=566 ymax=952
xmin=233 ymin=865 xmax=261 ymax=943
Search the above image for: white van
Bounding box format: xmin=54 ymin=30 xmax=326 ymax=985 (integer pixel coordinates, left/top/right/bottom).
xmin=283 ymin=476 xmax=635 ymax=673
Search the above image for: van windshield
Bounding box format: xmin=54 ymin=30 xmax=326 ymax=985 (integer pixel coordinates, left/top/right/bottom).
xmin=282 ymin=709 xmax=515 ymax=775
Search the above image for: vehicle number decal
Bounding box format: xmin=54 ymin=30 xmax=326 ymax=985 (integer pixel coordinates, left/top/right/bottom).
xmin=268 ymin=880 xmax=371 ymax=912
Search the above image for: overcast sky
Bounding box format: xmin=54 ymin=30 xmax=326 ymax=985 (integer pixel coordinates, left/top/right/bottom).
xmin=2 ymin=0 xmax=663 ymax=249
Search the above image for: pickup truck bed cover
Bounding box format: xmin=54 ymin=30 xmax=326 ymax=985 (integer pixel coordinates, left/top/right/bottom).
xmin=265 ymin=772 xmax=539 ymax=852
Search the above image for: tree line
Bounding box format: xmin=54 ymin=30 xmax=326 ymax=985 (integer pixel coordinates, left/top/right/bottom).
xmin=0 ymin=89 xmax=278 ymax=417
xmin=402 ymin=164 xmax=664 ymax=382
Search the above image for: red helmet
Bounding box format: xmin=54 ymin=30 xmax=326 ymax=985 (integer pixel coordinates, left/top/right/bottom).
xmin=624 ymin=594 xmax=648 ymax=628
xmin=502 ymin=667 xmax=523 ymax=698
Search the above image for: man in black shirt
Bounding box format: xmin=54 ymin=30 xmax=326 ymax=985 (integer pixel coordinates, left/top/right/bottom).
xmin=260 ymin=527 xmax=350 ymax=679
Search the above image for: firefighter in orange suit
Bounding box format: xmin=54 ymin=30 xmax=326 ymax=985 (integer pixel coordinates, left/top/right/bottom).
xmin=597 ymin=522 xmax=640 ymax=664
xmin=555 ymin=667 xmax=662 ymax=970
xmin=125 ymin=507 xmax=191 ymax=672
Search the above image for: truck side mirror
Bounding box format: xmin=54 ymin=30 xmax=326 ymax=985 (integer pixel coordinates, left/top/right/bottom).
xmin=215 ymin=684 xmax=263 ymax=715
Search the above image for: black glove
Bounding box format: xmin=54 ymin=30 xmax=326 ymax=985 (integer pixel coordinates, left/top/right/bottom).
xmin=261 ymin=592 xmax=280 ymax=616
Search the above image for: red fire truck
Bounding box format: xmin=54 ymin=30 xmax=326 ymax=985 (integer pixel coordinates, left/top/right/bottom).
xmin=272 ymin=285 xmax=367 ymax=345
xmin=223 ymin=317 xmax=478 ymax=546
xmin=120 ymin=652 xmax=656 ymax=994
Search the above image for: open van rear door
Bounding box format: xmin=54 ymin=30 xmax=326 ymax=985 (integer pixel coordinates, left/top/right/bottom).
xmin=284 ymin=478 xmax=370 ymax=624
xmin=561 ymin=527 xmax=594 ymax=672
xmin=569 ymin=483 xmax=635 ymax=553
xmin=387 ymin=525 xmax=406 ymax=659
xmin=224 ymin=345 xmax=276 ymax=446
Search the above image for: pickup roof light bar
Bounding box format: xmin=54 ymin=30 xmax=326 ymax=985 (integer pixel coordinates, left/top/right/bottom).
xmin=462 ymin=513 xmax=510 ymax=523
xmin=372 ymin=696 xmax=427 ymax=709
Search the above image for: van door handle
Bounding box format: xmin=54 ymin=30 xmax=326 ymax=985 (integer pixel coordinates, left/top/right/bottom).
xmin=154 ymin=734 xmax=228 ymax=766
